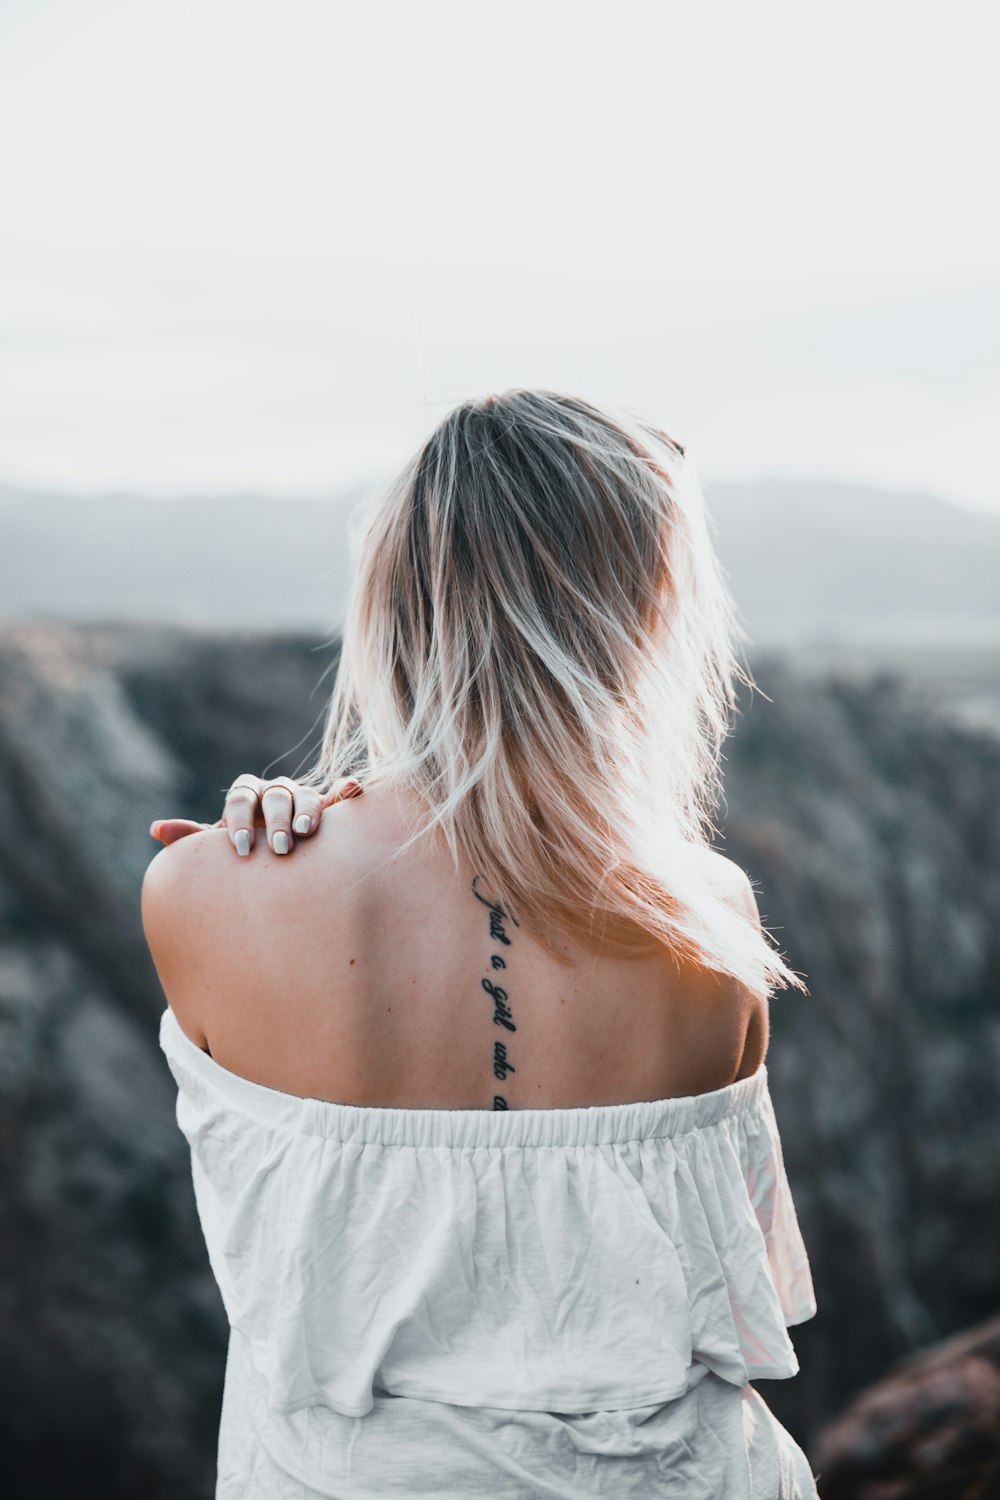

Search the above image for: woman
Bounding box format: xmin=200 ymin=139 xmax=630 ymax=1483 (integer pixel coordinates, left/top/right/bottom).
xmin=143 ymin=390 xmax=820 ymax=1498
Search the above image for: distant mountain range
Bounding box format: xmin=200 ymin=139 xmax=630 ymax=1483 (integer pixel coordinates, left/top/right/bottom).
xmin=703 ymin=479 xmax=1000 ymax=648
xmin=2 ymin=476 xmax=998 ymax=650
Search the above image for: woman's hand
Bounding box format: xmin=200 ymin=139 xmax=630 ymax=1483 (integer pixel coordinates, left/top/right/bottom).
xmin=149 ymin=775 xmax=363 ymax=857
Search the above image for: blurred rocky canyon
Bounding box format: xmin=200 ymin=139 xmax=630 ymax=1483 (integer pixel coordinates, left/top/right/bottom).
xmin=0 ymin=620 xmax=998 ymax=1497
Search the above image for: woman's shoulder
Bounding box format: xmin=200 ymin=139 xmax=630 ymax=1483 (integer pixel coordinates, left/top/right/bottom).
xmin=142 ymin=824 xmax=248 ymax=923
xmin=142 ymin=800 xmax=372 ymax=1033
xmin=677 ymin=846 xmax=771 ymax=1075
xmin=141 ymin=828 xmax=243 ymax=1046
xmin=142 ymin=824 xmax=317 ymax=1043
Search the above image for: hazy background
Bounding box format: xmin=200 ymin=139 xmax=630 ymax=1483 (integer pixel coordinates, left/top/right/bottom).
xmin=2 ymin=2 xmax=999 ymax=1496
xmin=2 ymin=0 xmax=999 ymax=510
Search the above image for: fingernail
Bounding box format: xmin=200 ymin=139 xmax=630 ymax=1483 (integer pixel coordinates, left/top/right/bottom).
xmin=149 ymin=821 xmax=162 ymax=838
xmin=235 ymin=829 xmax=251 ymax=857
xmin=293 ymin=815 xmax=311 ymax=834
xmin=273 ymin=831 xmax=290 ymax=855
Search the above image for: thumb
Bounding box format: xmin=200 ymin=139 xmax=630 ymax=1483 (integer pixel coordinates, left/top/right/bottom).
xmin=150 ymin=818 xmax=213 ymax=845
xmin=321 ymin=777 xmax=364 ymax=809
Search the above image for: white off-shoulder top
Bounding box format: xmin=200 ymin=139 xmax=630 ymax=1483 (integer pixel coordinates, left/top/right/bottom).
xmin=159 ymin=1004 xmax=819 ymax=1499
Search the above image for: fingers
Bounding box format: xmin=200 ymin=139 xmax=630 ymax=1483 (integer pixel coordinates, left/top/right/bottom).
xmin=223 ymin=775 xmax=263 ymax=857
xmin=289 ymin=785 xmax=326 ymax=838
xmin=149 ymin=819 xmax=213 ymax=845
xmin=321 ymin=777 xmax=364 ymax=810
xmin=261 ymin=779 xmax=296 ymax=855
xmin=264 ymin=777 xmax=363 ymax=855
xmin=219 ymin=774 xmax=364 ymax=858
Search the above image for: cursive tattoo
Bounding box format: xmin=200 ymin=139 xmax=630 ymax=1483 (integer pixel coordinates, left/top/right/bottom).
xmin=471 ymin=876 xmax=520 ymax=945
xmin=472 ymin=876 xmax=520 ymax=1109
xmin=494 ymin=1041 xmax=516 ymax=1080
xmin=481 ymin=976 xmax=516 ymax=1033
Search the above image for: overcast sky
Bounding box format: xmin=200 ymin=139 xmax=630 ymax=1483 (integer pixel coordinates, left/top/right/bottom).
xmin=1 ymin=0 xmax=998 ymax=510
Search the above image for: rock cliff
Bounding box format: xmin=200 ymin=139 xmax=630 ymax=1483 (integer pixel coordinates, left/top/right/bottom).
xmin=0 ymin=621 xmax=997 ymax=1497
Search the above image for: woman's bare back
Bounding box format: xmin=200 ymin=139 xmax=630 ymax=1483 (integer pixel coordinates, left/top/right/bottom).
xmin=165 ymin=780 xmax=768 ymax=1110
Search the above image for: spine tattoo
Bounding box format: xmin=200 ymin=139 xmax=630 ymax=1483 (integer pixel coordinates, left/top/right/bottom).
xmin=471 ymin=876 xmax=521 ymax=1110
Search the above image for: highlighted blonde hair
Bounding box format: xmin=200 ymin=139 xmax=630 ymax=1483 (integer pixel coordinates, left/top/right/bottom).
xmin=303 ymin=389 xmax=806 ymax=1001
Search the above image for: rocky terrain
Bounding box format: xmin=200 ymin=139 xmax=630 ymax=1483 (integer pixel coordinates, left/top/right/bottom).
xmin=0 ymin=620 xmax=997 ymax=1497
xmin=814 ymin=1311 xmax=1000 ymax=1498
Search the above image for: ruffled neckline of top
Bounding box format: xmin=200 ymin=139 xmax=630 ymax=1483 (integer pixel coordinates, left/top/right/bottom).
xmin=159 ymin=1005 xmax=770 ymax=1149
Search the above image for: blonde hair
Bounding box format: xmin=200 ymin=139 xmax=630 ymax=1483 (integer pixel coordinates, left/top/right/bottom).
xmin=302 ymin=389 xmax=806 ymax=1001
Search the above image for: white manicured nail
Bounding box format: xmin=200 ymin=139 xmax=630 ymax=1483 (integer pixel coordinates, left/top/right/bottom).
xmin=235 ymin=829 xmax=251 ymax=857
xmin=273 ymin=831 xmax=290 ymax=855
xmin=293 ymin=815 xmax=310 ymax=834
